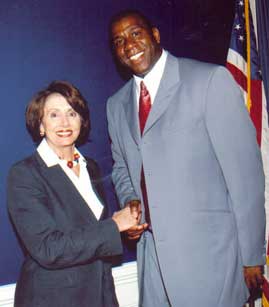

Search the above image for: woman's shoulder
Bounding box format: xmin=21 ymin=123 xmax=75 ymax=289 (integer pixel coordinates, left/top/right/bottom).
xmin=10 ymin=153 xmax=37 ymax=170
xmin=8 ymin=152 xmax=42 ymax=180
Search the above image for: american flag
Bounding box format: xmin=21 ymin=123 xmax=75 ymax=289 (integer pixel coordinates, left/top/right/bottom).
xmin=263 ymin=277 xmax=269 ymax=307
xmin=227 ymin=1 xmax=269 ymax=307
xmin=226 ymin=0 xmax=262 ymax=145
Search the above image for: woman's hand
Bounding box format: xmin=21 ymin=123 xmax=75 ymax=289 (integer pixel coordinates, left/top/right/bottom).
xmin=112 ymin=206 xmax=139 ymax=232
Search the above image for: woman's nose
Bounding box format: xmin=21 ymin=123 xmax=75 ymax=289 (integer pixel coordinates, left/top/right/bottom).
xmin=61 ymin=114 xmax=70 ymax=126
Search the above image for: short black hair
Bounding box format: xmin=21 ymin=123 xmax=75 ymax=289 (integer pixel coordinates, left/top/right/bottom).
xmin=109 ymin=9 xmax=154 ymax=38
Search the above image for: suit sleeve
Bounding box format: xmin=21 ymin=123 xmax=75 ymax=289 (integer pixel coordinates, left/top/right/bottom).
xmin=204 ymin=66 xmax=266 ymax=266
xmin=107 ymin=98 xmax=139 ymax=207
xmin=7 ymin=162 xmax=123 ymax=270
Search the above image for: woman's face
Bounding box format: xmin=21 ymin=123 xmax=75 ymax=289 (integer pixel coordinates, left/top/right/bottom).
xmin=40 ymin=93 xmax=81 ymax=154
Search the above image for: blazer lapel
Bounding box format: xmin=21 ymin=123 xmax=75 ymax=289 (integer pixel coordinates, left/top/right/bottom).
xmin=86 ymin=159 xmax=108 ymax=219
xmin=122 ymin=79 xmax=141 ymax=145
xmin=143 ymin=53 xmax=182 ymax=136
xmin=33 ymin=153 xmax=97 ymax=220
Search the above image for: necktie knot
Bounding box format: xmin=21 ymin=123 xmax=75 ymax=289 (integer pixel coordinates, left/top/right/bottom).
xmin=139 ymin=81 xmax=151 ymax=134
xmin=140 ymin=81 xmax=149 ymax=99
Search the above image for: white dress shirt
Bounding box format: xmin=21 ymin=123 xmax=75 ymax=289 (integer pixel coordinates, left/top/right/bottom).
xmin=37 ymin=139 xmax=104 ymax=220
xmin=134 ymin=49 xmax=168 ymax=107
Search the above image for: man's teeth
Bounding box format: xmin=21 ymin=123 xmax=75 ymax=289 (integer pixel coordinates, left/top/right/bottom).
xmin=130 ymin=52 xmax=143 ymax=61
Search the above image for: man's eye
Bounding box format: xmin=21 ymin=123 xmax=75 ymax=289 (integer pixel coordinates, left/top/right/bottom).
xmin=114 ymin=38 xmax=124 ymax=47
xmin=132 ymin=31 xmax=141 ymax=38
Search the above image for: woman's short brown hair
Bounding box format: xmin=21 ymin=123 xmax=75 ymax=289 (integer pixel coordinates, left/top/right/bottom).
xmin=26 ymin=80 xmax=90 ymax=146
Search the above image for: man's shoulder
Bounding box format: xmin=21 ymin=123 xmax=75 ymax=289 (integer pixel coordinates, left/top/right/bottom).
xmin=177 ymin=56 xmax=220 ymax=74
xmin=169 ymin=54 xmax=229 ymax=83
xmin=107 ymin=78 xmax=133 ymax=105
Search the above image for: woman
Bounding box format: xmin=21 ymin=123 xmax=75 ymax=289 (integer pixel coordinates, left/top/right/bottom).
xmin=7 ymin=81 xmax=138 ymax=307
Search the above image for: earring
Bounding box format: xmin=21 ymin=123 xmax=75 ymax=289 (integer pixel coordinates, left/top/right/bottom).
xmin=40 ymin=131 xmax=45 ymax=137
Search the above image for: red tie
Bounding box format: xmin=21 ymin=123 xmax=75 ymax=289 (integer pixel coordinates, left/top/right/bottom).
xmin=138 ymin=81 xmax=151 ymax=225
xmin=139 ymin=81 xmax=151 ymax=134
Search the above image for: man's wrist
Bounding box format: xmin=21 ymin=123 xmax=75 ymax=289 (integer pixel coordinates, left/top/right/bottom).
xmin=124 ymin=199 xmax=140 ymax=207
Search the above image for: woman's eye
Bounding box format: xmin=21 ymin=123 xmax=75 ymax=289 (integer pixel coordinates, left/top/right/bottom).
xmin=49 ymin=112 xmax=58 ymax=118
xmin=69 ymin=111 xmax=77 ymax=117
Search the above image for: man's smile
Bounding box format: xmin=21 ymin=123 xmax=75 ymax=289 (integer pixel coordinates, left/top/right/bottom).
xmin=129 ymin=51 xmax=144 ymax=61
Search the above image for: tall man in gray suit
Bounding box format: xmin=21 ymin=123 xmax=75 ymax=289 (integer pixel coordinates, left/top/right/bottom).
xmin=106 ymin=9 xmax=266 ymax=307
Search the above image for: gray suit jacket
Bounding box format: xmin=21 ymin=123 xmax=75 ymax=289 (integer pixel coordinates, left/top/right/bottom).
xmin=107 ymin=53 xmax=266 ymax=307
xmin=7 ymin=153 xmax=122 ymax=307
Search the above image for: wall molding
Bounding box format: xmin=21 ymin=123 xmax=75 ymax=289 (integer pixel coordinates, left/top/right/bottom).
xmin=0 ymin=284 xmax=15 ymax=307
xmin=0 ymin=262 xmax=263 ymax=307
xmin=0 ymin=261 xmax=138 ymax=307
xmin=113 ymin=261 xmax=139 ymax=307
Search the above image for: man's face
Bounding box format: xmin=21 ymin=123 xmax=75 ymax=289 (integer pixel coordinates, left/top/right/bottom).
xmin=111 ymin=14 xmax=162 ymax=77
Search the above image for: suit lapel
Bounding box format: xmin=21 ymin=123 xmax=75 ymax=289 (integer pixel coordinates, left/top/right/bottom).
xmin=122 ymin=79 xmax=141 ymax=145
xmin=143 ymin=53 xmax=182 ymax=136
xmin=121 ymin=54 xmax=182 ymax=140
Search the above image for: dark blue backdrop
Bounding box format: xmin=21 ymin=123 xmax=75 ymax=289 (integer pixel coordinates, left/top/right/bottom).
xmin=0 ymin=0 xmax=233 ymax=286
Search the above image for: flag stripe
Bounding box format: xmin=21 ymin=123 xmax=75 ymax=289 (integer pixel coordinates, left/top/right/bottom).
xmin=249 ymin=79 xmax=262 ymax=145
xmin=263 ymin=277 xmax=269 ymax=307
xmin=226 ymin=62 xmax=248 ymax=91
xmin=226 ymin=0 xmax=262 ymax=146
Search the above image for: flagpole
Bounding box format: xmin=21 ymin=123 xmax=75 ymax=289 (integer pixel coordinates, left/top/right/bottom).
xmin=245 ymin=0 xmax=252 ymax=111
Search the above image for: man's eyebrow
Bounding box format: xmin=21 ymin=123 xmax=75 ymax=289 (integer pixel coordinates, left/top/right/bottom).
xmin=112 ymin=25 xmax=145 ymax=38
xmin=112 ymin=34 xmax=122 ymax=40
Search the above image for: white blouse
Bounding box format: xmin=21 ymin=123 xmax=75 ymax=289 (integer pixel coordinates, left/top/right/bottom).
xmin=37 ymin=139 xmax=104 ymax=220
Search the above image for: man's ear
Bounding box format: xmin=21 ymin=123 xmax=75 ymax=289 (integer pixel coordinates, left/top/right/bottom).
xmin=152 ymin=27 xmax=161 ymax=44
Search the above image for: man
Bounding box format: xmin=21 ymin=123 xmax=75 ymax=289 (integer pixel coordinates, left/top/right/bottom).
xmin=106 ymin=9 xmax=266 ymax=307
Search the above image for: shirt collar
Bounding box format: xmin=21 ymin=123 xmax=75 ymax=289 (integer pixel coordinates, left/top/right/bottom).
xmin=134 ymin=49 xmax=167 ymax=103
xmin=134 ymin=49 xmax=167 ymax=86
xmin=37 ymin=138 xmax=84 ymax=167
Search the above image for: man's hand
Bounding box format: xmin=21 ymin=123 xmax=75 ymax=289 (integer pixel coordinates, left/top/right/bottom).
xmin=125 ymin=223 xmax=148 ymax=240
xmin=243 ymin=265 xmax=264 ymax=289
xmin=125 ymin=200 xmax=148 ymax=240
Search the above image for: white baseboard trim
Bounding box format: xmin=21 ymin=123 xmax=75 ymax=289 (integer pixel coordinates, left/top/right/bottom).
xmin=113 ymin=261 xmax=139 ymax=307
xmin=0 ymin=264 xmax=263 ymax=307
xmin=0 ymin=284 xmax=15 ymax=307
xmin=0 ymin=261 xmax=139 ymax=307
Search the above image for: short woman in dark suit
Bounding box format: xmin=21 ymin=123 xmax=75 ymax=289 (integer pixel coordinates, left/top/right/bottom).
xmin=7 ymin=81 xmax=138 ymax=307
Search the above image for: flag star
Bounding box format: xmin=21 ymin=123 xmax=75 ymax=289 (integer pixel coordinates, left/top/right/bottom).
xmin=239 ymin=35 xmax=244 ymax=41
xmin=235 ymin=24 xmax=241 ymax=30
xmin=239 ymin=0 xmax=244 ymax=6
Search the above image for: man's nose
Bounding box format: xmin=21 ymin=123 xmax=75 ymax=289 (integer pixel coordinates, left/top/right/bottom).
xmin=124 ymin=36 xmax=135 ymax=51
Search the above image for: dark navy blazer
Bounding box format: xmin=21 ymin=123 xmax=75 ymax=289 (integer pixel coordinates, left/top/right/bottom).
xmin=7 ymin=152 xmax=122 ymax=307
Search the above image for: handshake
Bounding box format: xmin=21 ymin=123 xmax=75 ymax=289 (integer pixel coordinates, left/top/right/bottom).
xmin=112 ymin=200 xmax=148 ymax=240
